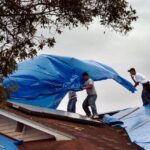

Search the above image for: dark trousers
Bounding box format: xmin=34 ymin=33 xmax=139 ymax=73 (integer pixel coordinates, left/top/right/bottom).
xmin=82 ymin=95 xmax=97 ymax=116
xmin=142 ymin=82 xmax=150 ymax=105
xmin=67 ymin=97 xmax=77 ymax=113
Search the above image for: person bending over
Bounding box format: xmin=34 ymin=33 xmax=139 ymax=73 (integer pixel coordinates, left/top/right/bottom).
xmin=128 ymin=68 xmax=150 ymax=105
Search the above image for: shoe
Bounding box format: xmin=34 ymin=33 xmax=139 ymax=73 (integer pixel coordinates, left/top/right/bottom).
xmin=87 ymin=114 xmax=92 ymax=118
xmin=92 ymin=115 xmax=99 ymax=119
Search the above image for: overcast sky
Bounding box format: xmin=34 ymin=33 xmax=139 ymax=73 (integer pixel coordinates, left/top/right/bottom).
xmin=39 ymin=0 xmax=150 ymax=114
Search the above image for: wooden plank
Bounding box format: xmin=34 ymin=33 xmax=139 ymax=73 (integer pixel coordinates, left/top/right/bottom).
xmin=0 ymin=109 xmax=75 ymax=140
xmin=0 ymin=114 xmax=56 ymax=142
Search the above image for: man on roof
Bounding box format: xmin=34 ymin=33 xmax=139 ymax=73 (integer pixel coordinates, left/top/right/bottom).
xmin=67 ymin=91 xmax=77 ymax=113
xmin=128 ymin=68 xmax=150 ymax=105
xmin=82 ymin=72 xmax=99 ymax=119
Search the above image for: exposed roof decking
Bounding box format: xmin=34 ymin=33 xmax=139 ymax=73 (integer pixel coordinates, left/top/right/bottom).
xmin=0 ymin=106 xmax=141 ymax=150
xmin=0 ymin=114 xmax=55 ymax=142
xmin=0 ymin=108 xmax=75 ymax=141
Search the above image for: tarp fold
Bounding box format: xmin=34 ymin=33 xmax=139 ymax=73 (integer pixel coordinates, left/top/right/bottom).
xmin=4 ymin=55 xmax=136 ymax=108
xmin=103 ymin=105 xmax=150 ymax=150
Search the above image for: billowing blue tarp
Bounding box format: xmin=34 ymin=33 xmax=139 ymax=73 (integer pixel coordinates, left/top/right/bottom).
xmin=0 ymin=134 xmax=21 ymax=150
xmin=4 ymin=55 xmax=136 ymax=108
xmin=103 ymin=105 xmax=150 ymax=150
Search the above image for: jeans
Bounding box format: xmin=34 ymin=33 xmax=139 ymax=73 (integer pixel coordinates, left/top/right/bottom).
xmin=67 ymin=97 xmax=77 ymax=113
xmin=142 ymin=82 xmax=150 ymax=105
xmin=82 ymin=95 xmax=97 ymax=116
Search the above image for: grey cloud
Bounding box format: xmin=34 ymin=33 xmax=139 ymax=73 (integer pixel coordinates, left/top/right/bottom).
xmin=39 ymin=0 xmax=150 ymax=114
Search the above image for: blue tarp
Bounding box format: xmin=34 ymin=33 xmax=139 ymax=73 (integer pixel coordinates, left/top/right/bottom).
xmin=0 ymin=135 xmax=21 ymax=150
xmin=103 ymin=105 xmax=150 ymax=150
xmin=4 ymin=55 xmax=136 ymax=108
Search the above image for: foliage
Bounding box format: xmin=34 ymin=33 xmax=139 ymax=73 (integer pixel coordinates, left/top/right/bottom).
xmin=0 ymin=0 xmax=137 ymax=77
xmin=0 ymin=0 xmax=137 ymax=102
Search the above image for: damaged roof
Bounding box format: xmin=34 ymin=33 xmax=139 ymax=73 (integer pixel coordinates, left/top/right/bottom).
xmin=0 ymin=105 xmax=141 ymax=150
